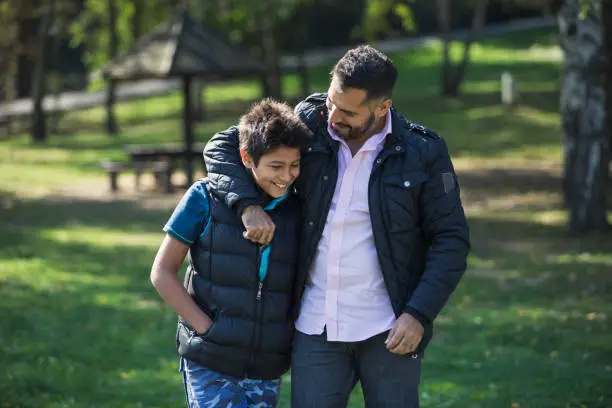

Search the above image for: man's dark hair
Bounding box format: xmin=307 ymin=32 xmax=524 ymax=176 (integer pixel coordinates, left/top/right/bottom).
xmin=330 ymin=45 xmax=397 ymax=101
xmin=239 ymin=99 xmax=312 ymax=166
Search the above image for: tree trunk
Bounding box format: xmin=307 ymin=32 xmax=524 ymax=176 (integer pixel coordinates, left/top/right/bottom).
xmin=558 ymin=0 xmax=610 ymax=233
xmin=298 ymin=51 xmax=310 ymax=98
xmin=131 ymin=0 xmax=143 ymax=42
xmin=451 ymin=0 xmax=488 ymax=95
xmin=437 ymin=0 xmax=488 ymax=97
xmin=106 ymin=0 xmax=119 ymax=135
xmin=436 ymin=0 xmax=453 ymax=96
xmin=603 ymin=0 xmax=612 ymax=166
xmin=31 ymin=0 xmax=54 ymax=144
xmin=1 ymin=0 xmax=19 ymax=103
xmin=259 ymin=4 xmax=282 ymax=99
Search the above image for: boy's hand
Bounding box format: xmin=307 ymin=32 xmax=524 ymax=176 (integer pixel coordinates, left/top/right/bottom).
xmin=241 ymin=205 xmax=275 ymax=245
xmin=194 ymin=315 xmax=213 ymax=336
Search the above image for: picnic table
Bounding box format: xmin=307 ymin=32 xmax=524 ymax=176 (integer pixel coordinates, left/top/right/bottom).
xmin=124 ymin=142 xmax=207 ymax=163
xmin=100 ymin=142 xmax=207 ymax=193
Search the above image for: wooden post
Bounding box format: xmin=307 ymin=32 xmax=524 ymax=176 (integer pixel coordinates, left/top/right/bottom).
xmin=183 ymin=75 xmax=194 ymax=186
xmin=500 ymin=71 xmax=518 ymax=108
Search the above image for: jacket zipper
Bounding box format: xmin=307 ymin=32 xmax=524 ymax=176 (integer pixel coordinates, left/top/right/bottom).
xmin=369 ymin=145 xmax=405 ymax=314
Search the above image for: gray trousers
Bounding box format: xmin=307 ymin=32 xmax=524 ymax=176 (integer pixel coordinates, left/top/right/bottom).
xmin=291 ymin=330 xmax=422 ymax=408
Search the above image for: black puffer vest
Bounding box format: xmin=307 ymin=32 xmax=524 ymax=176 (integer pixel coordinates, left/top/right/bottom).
xmin=177 ymin=181 xmax=300 ymax=380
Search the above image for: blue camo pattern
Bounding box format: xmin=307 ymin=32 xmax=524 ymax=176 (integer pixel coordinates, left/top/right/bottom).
xmin=181 ymin=359 xmax=281 ymax=408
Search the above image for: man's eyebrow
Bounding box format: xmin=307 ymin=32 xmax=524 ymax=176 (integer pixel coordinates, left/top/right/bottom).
xmin=328 ymin=96 xmax=357 ymax=115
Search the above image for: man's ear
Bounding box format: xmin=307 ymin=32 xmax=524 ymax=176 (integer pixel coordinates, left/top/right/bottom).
xmin=240 ymin=148 xmax=255 ymax=169
xmin=376 ymin=98 xmax=392 ymax=118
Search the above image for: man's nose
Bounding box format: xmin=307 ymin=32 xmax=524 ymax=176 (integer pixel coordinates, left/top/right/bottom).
xmin=328 ymin=106 xmax=340 ymax=123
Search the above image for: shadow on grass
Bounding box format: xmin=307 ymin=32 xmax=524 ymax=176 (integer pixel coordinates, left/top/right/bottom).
xmin=1 ymin=196 xmax=169 ymax=233
xmin=483 ymin=26 xmax=559 ymax=50
xmin=419 ymin=213 xmax=612 ymax=407
xmin=1 ymin=196 xmax=186 ymax=407
xmin=2 ymin=184 xmax=611 ymax=407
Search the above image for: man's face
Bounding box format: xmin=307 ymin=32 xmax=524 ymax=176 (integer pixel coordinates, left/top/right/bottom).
xmin=241 ymin=146 xmax=301 ymax=198
xmin=325 ymin=77 xmax=388 ymax=142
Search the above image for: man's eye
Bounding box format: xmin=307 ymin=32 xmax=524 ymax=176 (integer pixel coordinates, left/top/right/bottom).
xmin=270 ymin=165 xmax=282 ymax=169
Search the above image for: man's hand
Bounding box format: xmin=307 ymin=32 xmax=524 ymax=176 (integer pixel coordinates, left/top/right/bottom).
xmin=385 ymin=313 xmax=424 ymax=355
xmin=241 ymin=205 xmax=275 ymax=245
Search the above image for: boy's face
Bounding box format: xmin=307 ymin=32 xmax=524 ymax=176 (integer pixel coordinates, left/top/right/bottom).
xmin=241 ymin=146 xmax=301 ymax=198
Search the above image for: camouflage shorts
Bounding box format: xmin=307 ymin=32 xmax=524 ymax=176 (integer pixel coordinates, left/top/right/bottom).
xmin=180 ymin=358 xmax=281 ymax=408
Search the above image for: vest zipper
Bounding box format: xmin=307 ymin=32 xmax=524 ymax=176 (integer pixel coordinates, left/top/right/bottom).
xmin=247 ymin=245 xmax=265 ymax=376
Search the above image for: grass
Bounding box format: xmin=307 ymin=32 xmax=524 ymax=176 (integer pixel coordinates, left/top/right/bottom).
xmin=1 ymin=27 xmax=612 ymax=407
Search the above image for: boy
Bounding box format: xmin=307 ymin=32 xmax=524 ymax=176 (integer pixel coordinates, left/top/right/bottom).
xmin=150 ymin=99 xmax=311 ymax=407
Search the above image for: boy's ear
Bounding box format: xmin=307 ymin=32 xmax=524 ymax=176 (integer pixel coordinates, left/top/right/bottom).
xmin=240 ymin=148 xmax=255 ymax=169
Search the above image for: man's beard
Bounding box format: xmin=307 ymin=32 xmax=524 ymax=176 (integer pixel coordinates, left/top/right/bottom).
xmin=333 ymin=113 xmax=377 ymax=142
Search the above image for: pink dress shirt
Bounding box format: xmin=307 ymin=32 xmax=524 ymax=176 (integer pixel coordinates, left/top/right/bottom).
xmin=295 ymin=111 xmax=397 ymax=342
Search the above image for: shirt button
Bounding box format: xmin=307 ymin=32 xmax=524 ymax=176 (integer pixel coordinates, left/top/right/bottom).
xmin=395 ymin=146 xmax=402 ymax=152
xmin=307 ymin=147 xmax=313 ymax=152
xmin=404 ymin=180 xmax=411 ymax=187
xmin=376 ymin=159 xmax=382 ymax=164
xmin=323 ymin=175 xmax=328 ymax=181
xmin=308 ymin=221 xmax=314 ymax=228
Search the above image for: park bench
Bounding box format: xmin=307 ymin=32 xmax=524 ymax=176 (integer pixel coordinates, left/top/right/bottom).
xmin=100 ymin=159 xmax=173 ymax=193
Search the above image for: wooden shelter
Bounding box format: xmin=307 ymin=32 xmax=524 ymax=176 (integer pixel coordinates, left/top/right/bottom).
xmin=101 ymin=9 xmax=265 ymax=185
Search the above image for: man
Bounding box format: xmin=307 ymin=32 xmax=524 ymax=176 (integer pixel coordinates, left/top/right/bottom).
xmin=203 ymin=45 xmax=470 ymax=407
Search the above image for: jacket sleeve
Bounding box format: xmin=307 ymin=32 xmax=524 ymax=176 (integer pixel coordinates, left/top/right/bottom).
xmin=202 ymin=125 xmax=262 ymax=216
xmin=405 ymin=136 xmax=470 ymax=322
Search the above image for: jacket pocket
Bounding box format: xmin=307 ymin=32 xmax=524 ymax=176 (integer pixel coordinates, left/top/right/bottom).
xmin=381 ymin=172 xmax=429 ymax=233
xmin=382 ymin=172 xmax=429 ymax=191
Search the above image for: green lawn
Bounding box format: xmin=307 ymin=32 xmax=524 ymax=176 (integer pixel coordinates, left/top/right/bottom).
xmin=1 ymin=27 xmax=611 ymax=407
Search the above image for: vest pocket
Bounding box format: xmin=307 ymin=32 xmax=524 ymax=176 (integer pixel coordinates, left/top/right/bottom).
xmin=176 ymin=312 xmax=221 ymax=360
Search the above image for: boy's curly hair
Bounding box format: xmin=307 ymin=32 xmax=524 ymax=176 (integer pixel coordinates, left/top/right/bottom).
xmin=238 ymin=99 xmax=312 ymax=166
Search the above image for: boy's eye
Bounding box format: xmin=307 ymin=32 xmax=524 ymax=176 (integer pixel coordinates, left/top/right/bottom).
xmin=269 ymin=165 xmax=282 ymax=169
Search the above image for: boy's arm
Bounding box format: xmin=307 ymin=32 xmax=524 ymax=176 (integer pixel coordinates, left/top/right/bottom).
xmin=203 ymin=125 xmax=261 ymax=216
xmin=151 ymin=181 xmax=214 ymax=334
xmin=203 ymin=126 xmax=275 ymax=245
xmin=150 ymin=235 xmax=212 ymax=334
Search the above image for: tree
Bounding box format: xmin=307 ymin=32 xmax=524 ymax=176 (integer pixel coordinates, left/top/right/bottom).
xmin=31 ymin=0 xmax=55 ymax=144
xmin=0 ymin=0 xmax=20 ymax=104
xmin=105 ymin=0 xmax=119 ymax=135
xmin=360 ymin=0 xmax=487 ymax=97
xmin=603 ymin=0 xmax=612 ymax=166
xmin=131 ymin=0 xmax=143 ymax=41
xmin=190 ymin=0 xmax=308 ymax=100
xmin=558 ymin=0 xmax=610 ymax=232
xmin=436 ymin=0 xmax=489 ymax=97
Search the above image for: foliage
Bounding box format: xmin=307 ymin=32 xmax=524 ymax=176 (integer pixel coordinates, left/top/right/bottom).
xmin=357 ymin=0 xmax=417 ymax=40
